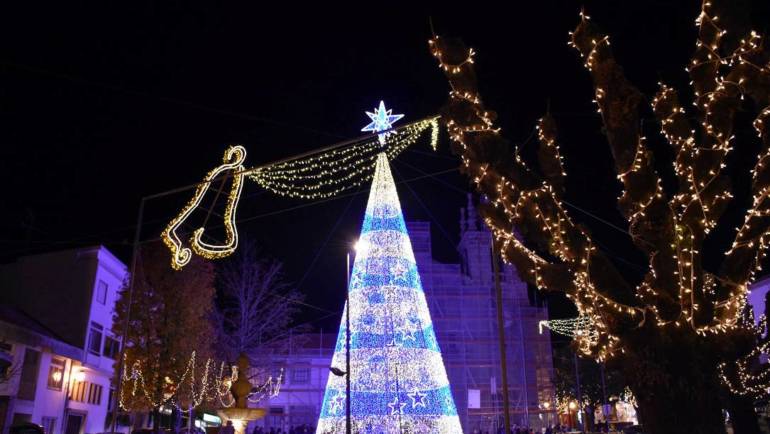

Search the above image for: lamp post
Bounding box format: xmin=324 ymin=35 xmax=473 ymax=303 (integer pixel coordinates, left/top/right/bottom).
xmin=331 ymin=242 xmax=360 ymax=434
xmin=345 ymin=248 xmax=351 ymax=434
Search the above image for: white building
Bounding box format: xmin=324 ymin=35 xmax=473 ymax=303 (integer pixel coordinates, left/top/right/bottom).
xmin=0 ymin=246 xmax=128 ymax=434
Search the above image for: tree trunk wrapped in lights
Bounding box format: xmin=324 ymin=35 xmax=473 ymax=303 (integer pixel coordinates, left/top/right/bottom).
xmin=430 ymin=1 xmax=769 ymax=433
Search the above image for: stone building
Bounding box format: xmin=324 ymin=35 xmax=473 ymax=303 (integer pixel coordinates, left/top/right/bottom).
xmin=409 ymin=196 xmax=556 ymax=432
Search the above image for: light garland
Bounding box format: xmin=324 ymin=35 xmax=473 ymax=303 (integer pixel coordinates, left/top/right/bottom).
xmin=249 ymin=117 xmax=438 ymax=199
xmin=539 ymin=316 xmax=598 ymax=349
xmin=161 ymin=115 xmax=439 ymax=270
xmin=119 ymin=351 xmax=283 ymax=411
xmin=718 ymin=315 xmax=770 ymax=396
xmin=315 ymin=153 xmax=462 ymax=433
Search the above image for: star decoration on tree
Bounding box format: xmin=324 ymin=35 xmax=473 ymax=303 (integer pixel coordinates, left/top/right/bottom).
xmin=362 ymin=100 xmax=404 ymax=133
xmin=399 ymin=324 xmax=418 ymax=342
xmin=330 ymin=393 xmax=345 ymax=414
xmin=408 ymin=389 xmax=427 ymax=409
xmin=388 ymin=396 xmax=406 ymax=415
xmin=390 ymin=261 xmax=408 ymax=282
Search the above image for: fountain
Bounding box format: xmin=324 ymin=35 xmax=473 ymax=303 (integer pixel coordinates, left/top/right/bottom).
xmin=217 ymin=354 xmax=266 ymax=434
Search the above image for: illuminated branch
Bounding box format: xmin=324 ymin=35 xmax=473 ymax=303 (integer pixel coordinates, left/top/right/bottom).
xmin=431 ymin=36 xmax=639 ymax=360
xmin=570 ymin=12 xmax=683 ymax=324
xmin=431 ymin=0 xmax=770 ymax=363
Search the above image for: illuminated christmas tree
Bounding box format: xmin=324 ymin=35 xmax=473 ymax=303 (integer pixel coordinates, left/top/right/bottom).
xmin=316 ymin=152 xmax=462 ymax=433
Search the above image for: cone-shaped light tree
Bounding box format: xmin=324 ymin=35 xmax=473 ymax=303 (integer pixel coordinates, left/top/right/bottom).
xmin=316 ymin=153 xmax=462 ymax=434
xmin=430 ymin=1 xmax=770 ymax=433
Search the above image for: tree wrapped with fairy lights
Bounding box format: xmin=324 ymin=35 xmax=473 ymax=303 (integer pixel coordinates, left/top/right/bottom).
xmin=430 ymin=1 xmax=770 ymax=433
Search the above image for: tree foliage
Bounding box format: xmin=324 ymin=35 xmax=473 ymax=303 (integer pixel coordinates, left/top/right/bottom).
xmin=113 ymin=242 xmax=216 ymax=413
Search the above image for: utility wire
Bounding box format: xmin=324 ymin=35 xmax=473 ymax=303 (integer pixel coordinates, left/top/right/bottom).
xmin=392 ymin=162 xmax=460 ymax=254
xmin=294 ymin=185 xmax=361 ymax=292
xmin=0 ymin=60 xmax=346 ymax=140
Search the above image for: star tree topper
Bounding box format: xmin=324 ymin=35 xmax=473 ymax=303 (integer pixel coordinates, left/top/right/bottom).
xmin=362 ymin=101 xmax=404 ymax=141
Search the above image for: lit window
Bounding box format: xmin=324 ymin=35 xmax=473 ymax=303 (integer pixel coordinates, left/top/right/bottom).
xmin=47 ymin=358 xmax=65 ymax=390
xmin=96 ymin=280 xmax=108 ymax=305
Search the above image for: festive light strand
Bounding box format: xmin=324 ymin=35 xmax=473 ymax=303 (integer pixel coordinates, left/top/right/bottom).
xmin=118 ymin=351 xmax=283 ymax=411
xmin=162 ymin=146 xmax=246 ymax=270
xmin=161 ymin=117 xmax=439 ymax=270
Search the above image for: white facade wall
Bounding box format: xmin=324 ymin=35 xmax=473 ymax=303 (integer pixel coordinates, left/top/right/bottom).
xmin=0 ymin=246 xmax=128 ymax=434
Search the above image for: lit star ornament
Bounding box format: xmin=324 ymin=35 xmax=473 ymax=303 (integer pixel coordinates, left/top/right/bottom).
xmin=362 ymin=101 xmax=404 ymax=144
xmin=408 ymin=389 xmax=428 ymax=409
xmin=388 ymin=397 xmax=406 ymax=415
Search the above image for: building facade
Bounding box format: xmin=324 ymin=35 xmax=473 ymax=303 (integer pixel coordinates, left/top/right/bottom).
xmin=0 ymin=246 xmax=128 ymax=434
xmin=263 ymin=199 xmax=556 ymax=433
xmin=251 ymin=333 xmax=335 ymax=433
xmin=409 ymin=197 xmax=556 ymax=432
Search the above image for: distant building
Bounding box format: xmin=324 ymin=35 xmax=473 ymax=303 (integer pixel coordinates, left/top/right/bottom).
xmin=410 ymin=196 xmax=556 ymax=432
xmin=252 ymin=332 xmax=335 ymax=433
xmin=261 ymin=198 xmax=556 ymax=433
xmin=0 ymin=246 xmax=128 ymax=434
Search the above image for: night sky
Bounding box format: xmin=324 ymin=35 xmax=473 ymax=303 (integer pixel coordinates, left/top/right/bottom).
xmin=2 ymin=2 xmax=769 ymax=331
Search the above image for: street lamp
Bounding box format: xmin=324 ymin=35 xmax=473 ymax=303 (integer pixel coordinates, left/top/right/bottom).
xmin=329 ymin=241 xmax=356 ymax=434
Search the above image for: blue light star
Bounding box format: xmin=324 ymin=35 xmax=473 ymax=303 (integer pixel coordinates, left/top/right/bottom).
xmin=362 ymin=101 xmax=404 ymax=133
xmin=408 ymin=389 xmax=427 ymax=409
xmin=388 ymin=397 xmax=406 ymax=415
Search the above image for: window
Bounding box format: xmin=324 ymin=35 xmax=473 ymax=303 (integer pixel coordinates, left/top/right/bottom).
xmin=47 ymin=358 xmax=65 ymax=390
xmin=267 ymin=407 xmax=284 ymax=429
xmin=103 ymin=336 xmax=120 ymax=359
xmin=18 ymin=349 xmax=40 ymax=400
xmin=96 ymin=280 xmax=108 ymax=305
xmin=70 ymin=381 xmax=86 ymax=402
xmin=88 ymin=322 xmax=103 ymax=355
xmin=87 ymin=383 xmax=103 ymax=405
xmin=41 ymin=417 xmax=56 ymax=434
xmin=291 ymin=367 xmax=310 ymax=384
xmin=108 ymin=388 xmax=115 ymax=411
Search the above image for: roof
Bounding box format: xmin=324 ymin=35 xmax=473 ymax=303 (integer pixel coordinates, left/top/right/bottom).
xmin=0 ymin=305 xmax=69 ymax=343
xmin=0 ymin=305 xmax=83 ymax=359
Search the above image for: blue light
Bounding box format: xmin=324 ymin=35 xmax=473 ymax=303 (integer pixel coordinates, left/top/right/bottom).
xmin=361 ymin=100 xmax=404 ymax=133
xmin=316 ymin=153 xmax=463 ymax=433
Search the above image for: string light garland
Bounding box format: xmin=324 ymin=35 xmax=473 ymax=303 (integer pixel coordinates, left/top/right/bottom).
xmin=539 ymin=316 xmax=598 ymax=351
xmin=719 ymin=315 xmax=770 ymax=397
xmin=250 ymin=117 xmax=438 ymax=199
xmin=161 ymin=114 xmax=439 ymax=270
xmin=118 ymin=351 xmax=283 ymax=411
xmin=429 ymin=0 xmax=770 ymax=379
xmin=315 ymin=153 xmax=462 ymax=433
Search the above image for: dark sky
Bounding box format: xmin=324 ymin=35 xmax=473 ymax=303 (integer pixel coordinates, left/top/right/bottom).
xmin=2 ymin=2 xmax=768 ymax=330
